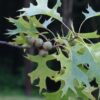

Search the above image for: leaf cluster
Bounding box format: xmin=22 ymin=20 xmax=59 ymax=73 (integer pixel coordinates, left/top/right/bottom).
xmin=6 ymin=0 xmax=100 ymax=100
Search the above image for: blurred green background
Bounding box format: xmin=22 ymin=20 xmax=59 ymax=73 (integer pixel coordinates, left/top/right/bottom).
xmin=0 ymin=57 xmax=43 ymax=100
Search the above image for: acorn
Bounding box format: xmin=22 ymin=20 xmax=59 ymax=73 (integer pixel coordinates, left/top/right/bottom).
xmin=39 ymin=49 xmax=48 ymax=57
xmin=35 ymin=38 xmax=43 ymax=47
xmin=43 ymin=41 xmax=53 ymax=50
xmin=26 ymin=36 xmax=36 ymax=45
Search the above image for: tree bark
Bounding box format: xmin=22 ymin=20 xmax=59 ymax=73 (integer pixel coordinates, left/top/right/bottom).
xmin=23 ymin=0 xmax=33 ymax=96
xmin=62 ymin=0 xmax=73 ymax=35
xmin=24 ymin=48 xmax=34 ymax=96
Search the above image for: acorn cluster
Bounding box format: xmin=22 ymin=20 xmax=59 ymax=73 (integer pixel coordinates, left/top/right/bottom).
xmin=26 ymin=36 xmax=53 ymax=57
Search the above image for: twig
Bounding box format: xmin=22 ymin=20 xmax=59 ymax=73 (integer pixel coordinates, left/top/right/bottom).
xmin=0 ymin=41 xmax=24 ymax=49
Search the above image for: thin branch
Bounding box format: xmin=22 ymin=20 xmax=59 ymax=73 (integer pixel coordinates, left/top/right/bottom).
xmin=78 ymin=19 xmax=86 ymax=33
xmin=0 ymin=41 xmax=24 ymax=49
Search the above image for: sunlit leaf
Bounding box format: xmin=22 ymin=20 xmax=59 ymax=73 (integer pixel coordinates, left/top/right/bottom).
xmin=19 ymin=0 xmax=62 ymax=21
xmin=53 ymin=45 xmax=90 ymax=96
xmin=13 ymin=33 xmax=27 ymax=46
xmin=43 ymin=18 xmax=53 ymax=28
xmin=83 ymin=5 xmax=100 ymax=19
xmin=90 ymin=43 xmax=100 ymax=84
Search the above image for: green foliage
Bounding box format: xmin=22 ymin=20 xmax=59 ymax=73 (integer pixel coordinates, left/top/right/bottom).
xmin=6 ymin=17 xmax=38 ymax=36
xmin=53 ymin=45 xmax=90 ymax=96
xmin=26 ymin=54 xmax=56 ymax=92
xmin=19 ymin=0 xmax=62 ymax=21
xmin=0 ymin=60 xmax=23 ymax=93
xmin=83 ymin=5 xmax=100 ymax=19
xmin=6 ymin=0 xmax=100 ymax=100
xmin=80 ymin=31 xmax=100 ymax=39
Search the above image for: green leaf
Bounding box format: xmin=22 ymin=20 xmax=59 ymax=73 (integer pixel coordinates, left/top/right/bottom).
xmin=54 ymin=45 xmax=90 ymax=96
xmin=28 ymin=16 xmax=43 ymax=28
xmin=6 ymin=17 xmax=38 ymax=37
xmin=44 ymin=91 xmax=62 ymax=100
xmin=82 ymin=86 xmax=96 ymax=100
xmin=80 ymin=31 xmax=100 ymax=39
xmin=26 ymin=54 xmax=57 ymax=92
xmin=30 ymin=16 xmax=54 ymax=29
xmin=45 ymin=86 xmax=95 ymax=100
xmin=90 ymin=43 xmax=100 ymax=85
xmin=83 ymin=5 xmax=100 ymax=19
xmin=55 ymin=34 xmax=69 ymax=48
xmin=63 ymin=86 xmax=95 ymax=100
xmin=91 ymin=43 xmax=100 ymax=64
xmin=71 ymin=41 xmax=100 ymax=87
xmin=98 ymin=88 xmax=100 ymax=99
xmin=53 ymin=49 xmax=70 ymax=69
xmin=43 ymin=18 xmax=53 ymax=28
xmin=19 ymin=0 xmax=62 ymax=21
xmin=72 ymin=41 xmax=100 ymax=87
xmin=13 ymin=33 xmax=27 ymax=46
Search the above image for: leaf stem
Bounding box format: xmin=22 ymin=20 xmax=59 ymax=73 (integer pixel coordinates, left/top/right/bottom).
xmin=44 ymin=27 xmax=56 ymax=38
xmin=60 ymin=21 xmax=75 ymax=35
xmin=78 ymin=19 xmax=87 ymax=33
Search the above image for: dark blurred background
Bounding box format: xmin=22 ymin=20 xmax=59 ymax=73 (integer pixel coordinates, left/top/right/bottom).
xmin=0 ymin=0 xmax=100 ymax=99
